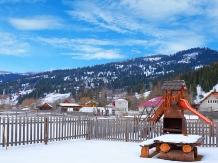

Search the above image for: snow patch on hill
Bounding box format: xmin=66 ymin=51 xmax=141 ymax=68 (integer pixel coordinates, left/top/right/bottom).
xmin=41 ymin=93 xmax=71 ymax=104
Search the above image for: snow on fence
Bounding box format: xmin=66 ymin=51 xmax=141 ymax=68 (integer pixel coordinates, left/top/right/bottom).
xmin=0 ymin=116 xmax=218 ymax=148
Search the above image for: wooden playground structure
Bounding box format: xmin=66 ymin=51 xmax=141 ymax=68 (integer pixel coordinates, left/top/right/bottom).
xmin=141 ymin=80 xmax=212 ymax=126
xmin=140 ymin=80 xmax=212 ymax=161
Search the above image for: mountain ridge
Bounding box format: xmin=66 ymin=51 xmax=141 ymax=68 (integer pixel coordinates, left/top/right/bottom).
xmin=1 ymin=47 xmax=218 ymax=105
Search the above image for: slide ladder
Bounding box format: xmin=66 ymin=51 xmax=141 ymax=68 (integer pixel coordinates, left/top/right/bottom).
xmin=180 ymin=99 xmax=213 ymax=125
xmin=140 ymin=102 xmax=163 ymax=122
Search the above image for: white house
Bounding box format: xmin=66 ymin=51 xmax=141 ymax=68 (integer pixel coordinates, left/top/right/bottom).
xmin=199 ymin=92 xmax=218 ymax=111
xmin=79 ymin=107 xmax=112 ymax=115
xmin=112 ymin=99 xmax=128 ymax=112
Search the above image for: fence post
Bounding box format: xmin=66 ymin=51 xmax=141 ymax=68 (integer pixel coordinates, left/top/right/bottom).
xmin=125 ymin=119 xmax=129 ymax=142
xmin=44 ymin=117 xmax=48 ymax=145
xmin=2 ymin=126 xmax=7 ymax=150
xmin=86 ymin=119 xmax=91 ymax=140
xmin=216 ymin=122 xmax=218 ymax=147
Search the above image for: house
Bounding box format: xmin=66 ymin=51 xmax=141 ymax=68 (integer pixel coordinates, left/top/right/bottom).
xmin=112 ymin=99 xmax=128 ymax=112
xmin=199 ymin=92 xmax=218 ymax=111
xmin=58 ymin=100 xmax=82 ymax=112
xmin=137 ymin=96 xmax=162 ymax=114
xmin=81 ymin=100 xmax=99 ymax=107
xmin=79 ymin=107 xmax=112 ymax=116
xmin=37 ymin=103 xmax=52 ymax=110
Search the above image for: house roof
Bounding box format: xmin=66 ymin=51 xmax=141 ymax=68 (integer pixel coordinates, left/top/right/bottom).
xmin=137 ymin=96 xmax=162 ymax=108
xmin=85 ymin=100 xmax=99 ymax=105
xmin=106 ymin=103 xmax=114 ymax=107
xmin=114 ymin=98 xmax=127 ymax=102
xmin=161 ymin=80 xmax=187 ymax=91
xmin=43 ymin=103 xmax=52 ymax=108
xmin=199 ymin=92 xmax=218 ymax=103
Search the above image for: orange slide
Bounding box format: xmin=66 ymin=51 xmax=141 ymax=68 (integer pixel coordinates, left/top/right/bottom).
xmin=180 ymin=99 xmax=213 ymax=125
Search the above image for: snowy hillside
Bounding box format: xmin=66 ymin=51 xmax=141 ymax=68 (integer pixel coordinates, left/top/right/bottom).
xmin=41 ymin=93 xmax=71 ymax=104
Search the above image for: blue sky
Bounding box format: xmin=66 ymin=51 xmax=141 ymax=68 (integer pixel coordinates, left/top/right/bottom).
xmin=1 ymin=0 xmax=218 ymax=73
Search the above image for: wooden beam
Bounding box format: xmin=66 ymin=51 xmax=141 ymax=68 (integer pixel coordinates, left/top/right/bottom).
xmin=160 ymin=150 xmax=194 ymax=161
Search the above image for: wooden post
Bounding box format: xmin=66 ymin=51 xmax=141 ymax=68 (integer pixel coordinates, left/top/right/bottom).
xmin=194 ymin=147 xmax=198 ymax=157
xmin=125 ymin=120 xmax=129 ymax=142
xmin=44 ymin=117 xmax=48 ymax=145
xmin=86 ymin=119 xmax=91 ymax=140
xmin=156 ymin=144 xmax=160 ymax=152
xmin=2 ymin=126 xmax=7 ymax=150
xmin=140 ymin=146 xmax=149 ymax=158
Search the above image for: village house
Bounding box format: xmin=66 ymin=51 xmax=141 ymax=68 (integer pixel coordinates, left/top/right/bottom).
xmin=37 ymin=103 xmax=52 ymax=110
xmin=112 ymin=99 xmax=128 ymax=112
xmin=137 ymin=96 xmax=162 ymax=114
xmin=199 ymin=92 xmax=218 ymax=112
xmin=58 ymin=100 xmax=82 ymax=112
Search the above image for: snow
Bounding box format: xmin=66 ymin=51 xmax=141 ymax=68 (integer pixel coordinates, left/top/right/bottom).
xmin=144 ymin=57 xmax=162 ymax=61
xmin=184 ymin=114 xmax=199 ymax=119
xmin=140 ymin=134 xmax=202 ymax=146
xmin=178 ymin=52 xmax=198 ymax=63
xmin=42 ymin=93 xmax=71 ymax=103
xmin=0 ymin=139 xmax=218 ymax=163
xmin=135 ymin=91 xmax=150 ymax=99
xmin=59 ymin=103 xmax=80 ymax=107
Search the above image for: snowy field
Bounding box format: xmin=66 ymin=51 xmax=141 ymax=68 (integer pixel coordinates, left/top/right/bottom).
xmin=0 ymin=139 xmax=218 ymax=163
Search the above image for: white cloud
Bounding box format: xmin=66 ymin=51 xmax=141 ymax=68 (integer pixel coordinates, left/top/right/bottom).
xmin=63 ymin=0 xmax=218 ymax=55
xmin=37 ymin=37 xmax=148 ymax=48
xmin=0 ymin=32 xmax=29 ymax=56
xmin=65 ymin=0 xmax=142 ymax=33
xmin=38 ymin=37 xmax=126 ymax=60
xmin=65 ymin=0 xmax=211 ymax=33
xmin=9 ymin=16 xmax=64 ymax=30
xmin=63 ymin=50 xmax=125 ymax=60
xmin=119 ymin=0 xmax=206 ymax=21
xmin=152 ymin=34 xmax=205 ymax=55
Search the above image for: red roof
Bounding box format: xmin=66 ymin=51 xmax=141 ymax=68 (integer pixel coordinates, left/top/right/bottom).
xmin=137 ymin=96 xmax=162 ymax=108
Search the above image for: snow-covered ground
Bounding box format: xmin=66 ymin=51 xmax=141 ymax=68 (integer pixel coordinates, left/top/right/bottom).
xmin=0 ymin=139 xmax=218 ymax=163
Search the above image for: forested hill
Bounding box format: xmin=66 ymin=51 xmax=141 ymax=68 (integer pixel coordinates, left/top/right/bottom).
xmin=1 ymin=47 xmax=218 ymax=104
xmin=179 ymin=62 xmax=218 ymax=93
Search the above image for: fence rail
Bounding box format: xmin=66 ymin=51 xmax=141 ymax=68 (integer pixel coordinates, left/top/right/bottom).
xmin=1 ymin=116 xmax=218 ymax=148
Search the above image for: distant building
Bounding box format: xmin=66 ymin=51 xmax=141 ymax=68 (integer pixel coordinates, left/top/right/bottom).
xmin=112 ymin=99 xmax=128 ymax=112
xmin=59 ymin=100 xmax=82 ymax=112
xmin=199 ymin=92 xmax=218 ymax=111
xmin=37 ymin=103 xmax=52 ymax=110
xmin=137 ymin=96 xmax=162 ymax=114
xmin=80 ymin=107 xmax=112 ymax=116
